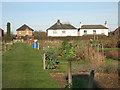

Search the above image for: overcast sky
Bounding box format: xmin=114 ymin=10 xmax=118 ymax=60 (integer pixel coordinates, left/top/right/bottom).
xmin=1 ymin=2 xmax=118 ymax=34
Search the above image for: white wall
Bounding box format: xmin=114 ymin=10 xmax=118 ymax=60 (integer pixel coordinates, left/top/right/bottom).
xmin=79 ymin=29 xmax=108 ymax=36
xmin=47 ymin=29 xmax=78 ymax=36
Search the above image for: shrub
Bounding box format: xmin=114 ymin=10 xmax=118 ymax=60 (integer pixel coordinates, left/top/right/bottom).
xmin=59 ymin=40 xmax=76 ymax=59
xmin=44 ymin=48 xmax=59 ymax=69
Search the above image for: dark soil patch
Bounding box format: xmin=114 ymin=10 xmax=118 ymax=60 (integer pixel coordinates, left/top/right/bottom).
xmin=50 ymin=72 xmax=118 ymax=88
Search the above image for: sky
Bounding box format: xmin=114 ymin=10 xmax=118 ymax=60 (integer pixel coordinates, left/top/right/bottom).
xmin=1 ymin=2 xmax=118 ymax=34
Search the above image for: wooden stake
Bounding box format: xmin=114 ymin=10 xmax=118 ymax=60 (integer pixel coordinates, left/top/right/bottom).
xmin=68 ymin=61 xmax=72 ymax=85
xmin=43 ymin=53 xmax=46 ymax=70
xmin=38 ymin=43 xmax=39 ymax=50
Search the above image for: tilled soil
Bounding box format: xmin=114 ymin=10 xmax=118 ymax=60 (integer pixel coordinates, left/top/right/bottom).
xmin=50 ymin=72 xmax=119 ymax=88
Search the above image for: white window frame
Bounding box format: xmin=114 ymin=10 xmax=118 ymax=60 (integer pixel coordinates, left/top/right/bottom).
xmin=53 ymin=30 xmax=57 ymax=34
xmin=62 ymin=30 xmax=66 ymax=34
xmin=26 ymin=31 xmax=29 ymax=35
xmin=19 ymin=31 xmax=21 ymax=34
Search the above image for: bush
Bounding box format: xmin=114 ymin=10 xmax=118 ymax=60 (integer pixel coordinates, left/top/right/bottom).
xmin=59 ymin=40 xmax=76 ymax=59
xmin=44 ymin=48 xmax=59 ymax=69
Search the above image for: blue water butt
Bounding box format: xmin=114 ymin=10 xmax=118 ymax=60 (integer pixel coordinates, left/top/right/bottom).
xmin=33 ymin=43 xmax=38 ymax=48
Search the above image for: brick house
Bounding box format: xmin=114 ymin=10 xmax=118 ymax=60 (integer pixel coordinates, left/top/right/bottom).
xmin=16 ymin=24 xmax=34 ymax=38
xmin=113 ymin=27 xmax=120 ymax=36
xmin=0 ymin=28 xmax=4 ymax=38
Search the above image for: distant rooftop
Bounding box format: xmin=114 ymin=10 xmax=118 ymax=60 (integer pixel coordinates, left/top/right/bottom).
xmin=47 ymin=19 xmax=77 ymax=30
xmin=16 ymin=24 xmax=34 ymax=31
xmin=80 ymin=25 xmax=108 ymax=29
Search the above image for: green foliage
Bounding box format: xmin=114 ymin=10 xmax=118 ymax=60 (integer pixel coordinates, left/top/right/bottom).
xmin=72 ymin=78 xmax=88 ymax=88
xmin=7 ymin=22 xmax=11 ymax=36
xmin=65 ymin=80 xmax=72 ymax=88
xmin=59 ymin=41 xmax=76 ymax=59
xmin=44 ymin=48 xmax=59 ymax=69
xmin=2 ymin=34 xmax=16 ymax=42
xmin=33 ymin=31 xmax=48 ymax=40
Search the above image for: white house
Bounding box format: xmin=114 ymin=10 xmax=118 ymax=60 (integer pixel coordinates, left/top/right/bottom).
xmin=78 ymin=21 xmax=108 ymax=36
xmin=46 ymin=19 xmax=78 ymax=37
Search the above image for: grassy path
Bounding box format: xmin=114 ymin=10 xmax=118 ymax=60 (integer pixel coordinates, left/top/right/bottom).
xmin=2 ymin=43 xmax=59 ymax=88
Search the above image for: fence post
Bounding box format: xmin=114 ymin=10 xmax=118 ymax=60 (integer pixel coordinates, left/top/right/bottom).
xmin=43 ymin=53 xmax=46 ymax=70
xmin=68 ymin=60 xmax=72 ymax=86
xmin=88 ymin=69 xmax=95 ymax=88
xmin=38 ymin=43 xmax=39 ymax=50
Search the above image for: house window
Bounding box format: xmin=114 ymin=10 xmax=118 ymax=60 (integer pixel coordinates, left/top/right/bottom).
xmin=93 ymin=30 xmax=96 ymax=34
xmin=26 ymin=31 xmax=29 ymax=35
xmin=101 ymin=30 xmax=105 ymax=34
xmin=19 ymin=31 xmax=21 ymax=34
xmin=84 ymin=30 xmax=87 ymax=34
xmin=62 ymin=30 xmax=66 ymax=34
xmin=53 ymin=30 xmax=57 ymax=34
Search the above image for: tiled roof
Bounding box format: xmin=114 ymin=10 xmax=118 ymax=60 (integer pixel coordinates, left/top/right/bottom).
xmin=80 ymin=25 xmax=108 ymax=29
xmin=16 ymin=24 xmax=34 ymax=31
xmin=47 ymin=23 xmax=77 ymax=30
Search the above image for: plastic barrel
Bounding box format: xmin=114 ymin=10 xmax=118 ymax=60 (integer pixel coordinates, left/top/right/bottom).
xmin=33 ymin=43 xmax=38 ymax=48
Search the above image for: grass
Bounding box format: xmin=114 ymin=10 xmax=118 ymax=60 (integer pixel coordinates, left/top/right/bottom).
xmin=2 ymin=43 xmax=59 ymax=88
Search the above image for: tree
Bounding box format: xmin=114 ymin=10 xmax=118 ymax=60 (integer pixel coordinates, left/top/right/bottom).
xmin=7 ymin=22 xmax=11 ymax=36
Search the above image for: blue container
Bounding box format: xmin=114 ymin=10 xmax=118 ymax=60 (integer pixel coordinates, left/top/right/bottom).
xmin=33 ymin=43 xmax=38 ymax=48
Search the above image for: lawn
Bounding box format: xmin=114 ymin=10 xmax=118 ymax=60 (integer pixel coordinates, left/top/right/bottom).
xmin=2 ymin=43 xmax=59 ymax=88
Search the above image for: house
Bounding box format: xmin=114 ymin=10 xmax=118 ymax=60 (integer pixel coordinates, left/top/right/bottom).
xmin=46 ymin=19 xmax=78 ymax=37
xmin=16 ymin=24 xmax=34 ymax=37
xmin=0 ymin=28 xmax=4 ymax=38
xmin=78 ymin=21 xmax=108 ymax=36
xmin=112 ymin=27 xmax=120 ymax=36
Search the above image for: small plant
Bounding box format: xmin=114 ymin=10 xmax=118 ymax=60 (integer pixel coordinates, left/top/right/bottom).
xmin=65 ymin=80 xmax=72 ymax=88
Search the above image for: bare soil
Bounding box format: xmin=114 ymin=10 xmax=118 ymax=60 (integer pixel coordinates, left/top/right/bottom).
xmin=50 ymin=72 xmax=119 ymax=88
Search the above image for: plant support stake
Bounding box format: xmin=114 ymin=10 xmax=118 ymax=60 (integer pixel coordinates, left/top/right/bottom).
xmin=68 ymin=61 xmax=72 ymax=85
xmin=43 ymin=53 xmax=46 ymax=70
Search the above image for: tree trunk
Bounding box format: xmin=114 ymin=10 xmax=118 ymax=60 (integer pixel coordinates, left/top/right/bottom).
xmin=68 ymin=61 xmax=72 ymax=85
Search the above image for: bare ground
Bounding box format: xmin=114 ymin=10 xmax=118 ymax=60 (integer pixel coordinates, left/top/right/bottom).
xmin=50 ymin=72 xmax=119 ymax=88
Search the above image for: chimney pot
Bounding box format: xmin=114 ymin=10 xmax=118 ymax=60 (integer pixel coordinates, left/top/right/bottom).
xmin=57 ymin=19 xmax=60 ymax=25
xmin=105 ymin=21 xmax=107 ymax=27
xmin=80 ymin=22 xmax=82 ymax=28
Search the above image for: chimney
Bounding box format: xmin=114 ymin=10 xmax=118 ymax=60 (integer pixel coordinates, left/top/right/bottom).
xmin=57 ymin=19 xmax=60 ymax=25
xmin=105 ymin=21 xmax=107 ymax=27
xmin=80 ymin=22 xmax=82 ymax=28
